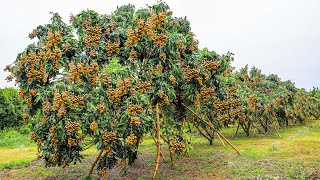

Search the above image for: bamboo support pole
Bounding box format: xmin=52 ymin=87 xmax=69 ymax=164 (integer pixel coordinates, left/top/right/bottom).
xmin=87 ymin=149 xmax=104 ymax=178
xmin=153 ymin=103 xmax=161 ymax=179
xmin=182 ymin=103 xmax=241 ymax=156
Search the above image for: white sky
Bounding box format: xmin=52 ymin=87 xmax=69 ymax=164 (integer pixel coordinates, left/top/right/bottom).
xmin=1 ymin=0 xmax=319 ymax=90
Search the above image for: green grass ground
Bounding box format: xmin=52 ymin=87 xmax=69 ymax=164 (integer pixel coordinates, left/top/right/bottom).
xmin=0 ymin=120 xmax=319 ymax=179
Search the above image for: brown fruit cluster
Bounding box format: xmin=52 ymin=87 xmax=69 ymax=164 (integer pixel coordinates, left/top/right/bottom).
xmin=169 ymin=140 xmax=186 ymax=154
xmin=127 ymin=134 xmax=137 ymax=145
xmin=264 ymin=104 xmax=272 ymax=113
xmin=43 ymin=101 xmax=51 ymax=113
xmin=106 ymin=40 xmax=120 ymax=57
xmin=251 ymin=76 xmax=260 ymax=88
xmin=197 ymin=77 xmax=203 ymax=86
xmin=105 ymin=21 xmax=118 ymax=35
xmin=125 ymin=11 xmax=168 ymax=48
xmin=176 ymin=39 xmax=186 ymax=52
xmin=215 ymin=101 xmax=229 ymax=112
xmin=97 ymin=103 xmax=106 ymax=113
xmin=46 ymin=31 xmax=62 ymax=50
xmin=154 ymin=33 xmax=167 ymax=48
xmin=227 ymin=87 xmax=237 ymax=95
xmin=285 ymin=108 xmax=291 ymax=118
xmin=247 ymin=94 xmax=256 ymax=112
xmin=194 ymin=91 xmax=201 ymax=108
xmin=51 ymin=155 xmax=59 ymax=164
xmin=68 ymin=62 xmax=99 ymax=84
xmin=158 ymin=90 xmax=170 ymax=106
xmin=29 ymin=89 xmax=37 ymax=97
xmin=28 ymin=29 xmax=39 ymax=39
xmin=128 ymin=104 xmax=143 ymax=115
xmin=57 ymin=106 xmax=67 ymax=119
xmin=169 ymin=75 xmax=176 ymax=85
xmin=5 ymin=75 xmax=13 ymax=82
xmin=129 ymin=50 xmax=138 ymax=60
xmin=88 ymin=49 xmax=96 ymax=57
xmin=51 ymin=137 xmax=59 ymax=145
xmin=202 ymin=61 xmax=221 ymax=72
xmin=200 ymin=86 xmax=215 ymax=99
xmin=30 ymin=133 xmax=36 ymax=141
xmin=67 ymin=138 xmax=75 ymax=148
xmin=242 ymin=73 xmax=249 ymax=82
xmin=90 ymin=121 xmax=98 ymax=131
xmin=18 ymin=89 xmax=25 ymax=100
xmin=107 ymin=78 xmax=131 ymax=104
xmin=159 ymin=52 xmax=166 ymax=62
xmin=83 ymin=25 xmax=101 ymax=47
xmin=98 ymin=73 xmax=112 ymax=85
xmin=125 ymin=28 xmax=140 ymax=47
xmin=218 ymin=114 xmax=229 ymax=122
xmin=223 ymin=67 xmax=233 ymax=76
xmin=102 ymin=132 xmax=116 ymax=144
xmin=156 ymin=64 xmax=163 ymax=73
xmin=101 ymin=167 xmax=108 ymax=180
xmin=184 ymin=68 xmax=198 ymax=82
xmin=229 ymin=108 xmax=242 ymax=118
xmin=104 ymin=146 xmax=112 ymax=156
xmin=130 ymin=116 xmax=141 ymax=126
xmin=137 ymin=81 xmax=151 ymax=92
xmin=65 ymin=121 xmax=80 ymax=133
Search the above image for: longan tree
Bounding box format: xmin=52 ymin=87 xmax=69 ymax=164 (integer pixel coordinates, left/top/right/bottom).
xmin=5 ymin=2 xmax=239 ymax=178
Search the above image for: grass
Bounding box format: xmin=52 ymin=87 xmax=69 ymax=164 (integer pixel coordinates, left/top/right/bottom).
xmin=0 ymin=120 xmax=320 ymax=179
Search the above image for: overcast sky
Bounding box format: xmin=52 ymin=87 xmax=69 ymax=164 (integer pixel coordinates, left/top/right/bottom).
xmin=1 ymin=0 xmax=319 ymax=90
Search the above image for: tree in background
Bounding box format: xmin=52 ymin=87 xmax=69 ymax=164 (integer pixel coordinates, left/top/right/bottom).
xmin=0 ymin=88 xmax=23 ymax=130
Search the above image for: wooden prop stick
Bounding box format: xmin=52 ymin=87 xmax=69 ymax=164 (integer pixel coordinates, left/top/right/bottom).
xmin=182 ymin=103 xmax=241 ymax=156
xmin=205 ymin=116 xmax=225 ymax=146
xmin=87 ymin=149 xmax=104 ymax=177
xmin=153 ymin=103 xmax=161 ymax=179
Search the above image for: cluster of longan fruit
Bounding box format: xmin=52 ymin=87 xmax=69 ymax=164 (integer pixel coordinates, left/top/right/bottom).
xmin=67 ymin=137 xmax=75 ymax=148
xmin=247 ymin=94 xmax=257 ymax=112
xmin=169 ymin=75 xmax=176 ymax=85
xmin=153 ymin=33 xmax=167 ymax=48
xmin=28 ymin=28 xmax=39 ymax=39
xmin=65 ymin=121 xmax=80 ymax=133
xmin=200 ymin=86 xmax=215 ymax=99
xmin=125 ymin=28 xmax=140 ymax=47
xmin=159 ymin=52 xmax=166 ymax=62
xmin=129 ymin=50 xmax=138 ymax=60
xmin=97 ymin=103 xmax=106 ymax=113
xmin=46 ymin=31 xmax=62 ymax=50
xmin=127 ymin=104 xmax=143 ymax=115
xmin=176 ymin=39 xmax=186 ymax=52
xmin=156 ymin=64 xmax=163 ymax=73
xmin=137 ymin=81 xmax=151 ymax=92
xmin=102 ymin=132 xmax=116 ymax=144
xmin=184 ymin=68 xmax=198 ymax=82
xmin=51 ymin=155 xmax=59 ymax=164
xmin=98 ymin=73 xmax=112 ymax=85
xmin=105 ymin=40 xmax=120 ymax=57
xmin=90 ymin=121 xmax=98 ymax=131
xmin=130 ymin=116 xmax=141 ymax=126
xmin=83 ymin=25 xmax=101 ymax=47
xmin=169 ymin=140 xmax=186 ymax=154
xmin=202 ymin=61 xmax=221 ymax=73
xmin=127 ymin=134 xmax=137 ymax=145
xmin=158 ymin=90 xmax=170 ymax=105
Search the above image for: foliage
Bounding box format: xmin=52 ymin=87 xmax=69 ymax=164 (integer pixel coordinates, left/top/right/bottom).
xmin=0 ymin=88 xmax=24 ymax=130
